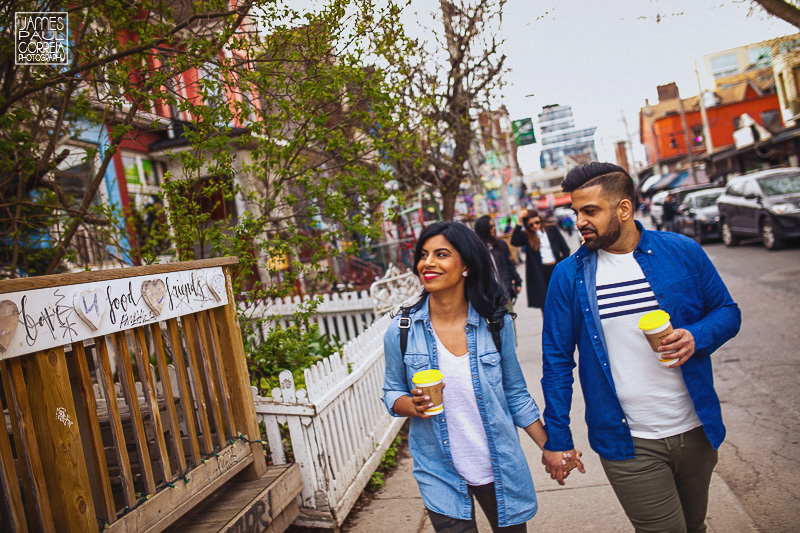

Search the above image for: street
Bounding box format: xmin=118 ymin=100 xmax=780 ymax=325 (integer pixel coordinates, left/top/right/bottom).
xmin=698 ymin=237 xmax=800 ymax=532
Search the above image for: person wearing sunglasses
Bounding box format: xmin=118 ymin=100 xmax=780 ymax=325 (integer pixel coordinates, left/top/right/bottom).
xmin=510 ymin=210 xmax=570 ymax=311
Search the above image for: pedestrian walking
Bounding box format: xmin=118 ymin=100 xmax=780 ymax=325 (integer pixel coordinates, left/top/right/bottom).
xmin=540 ymin=162 xmax=741 ymax=533
xmin=663 ymin=194 xmax=678 ymax=233
xmin=474 ymin=215 xmax=522 ymax=304
xmin=510 ymin=210 xmax=569 ymax=310
xmin=382 ymin=222 xmax=571 ymax=532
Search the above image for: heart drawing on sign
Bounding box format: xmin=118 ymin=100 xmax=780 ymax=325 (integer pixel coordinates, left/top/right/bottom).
xmin=74 ymin=289 xmax=106 ymax=331
xmin=0 ymin=300 xmax=20 ymax=352
xmin=208 ymin=272 xmax=226 ymax=302
xmin=141 ymin=279 xmax=167 ymax=316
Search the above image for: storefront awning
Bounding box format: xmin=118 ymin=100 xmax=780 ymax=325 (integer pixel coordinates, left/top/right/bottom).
xmin=535 ymin=194 xmax=572 ymax=211
xmin=643 ymin=171 xmax=690 ymax=194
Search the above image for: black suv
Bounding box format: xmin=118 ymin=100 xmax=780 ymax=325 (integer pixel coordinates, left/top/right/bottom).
xmin=716 ymin=169 xmax=800 ymax=250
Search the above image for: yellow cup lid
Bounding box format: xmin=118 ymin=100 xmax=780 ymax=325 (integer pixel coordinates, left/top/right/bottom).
xmin=412 ymin=369 xmax=443 ymax=385
xmin=638 ymin=310 xmax=670 ymax=331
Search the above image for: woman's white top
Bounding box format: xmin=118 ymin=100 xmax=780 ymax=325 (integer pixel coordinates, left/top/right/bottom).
xmin=537 ymin=229 xmax=556 ymax=264
xmin=434 ymin=329 xmax=494 ymax=485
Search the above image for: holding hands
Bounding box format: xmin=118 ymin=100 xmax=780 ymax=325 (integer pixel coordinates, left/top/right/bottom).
xmin=542 ymin=449 xmax=585 ymax=485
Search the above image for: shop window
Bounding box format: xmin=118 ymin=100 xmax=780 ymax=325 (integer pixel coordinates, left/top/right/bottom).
xmin=122 ymin=154 xmax=160 ymax=187
xmin=761 ymin=109 xmax=781 ymax=132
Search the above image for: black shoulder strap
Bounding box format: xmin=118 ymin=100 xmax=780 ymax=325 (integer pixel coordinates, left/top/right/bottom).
xmin=399 ymin=308 xmax=411 ymax=356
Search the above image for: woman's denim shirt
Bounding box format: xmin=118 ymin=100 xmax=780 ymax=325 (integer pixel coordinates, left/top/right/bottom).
xmin=383 ymin=297 xmax=541 ymax=526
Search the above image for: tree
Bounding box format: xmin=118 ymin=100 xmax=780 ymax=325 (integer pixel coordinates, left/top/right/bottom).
xmin=751 ymin=0 xmax=800 ymax=29
xmin=1 ymin=0 xmax=254 ymax=276
xmin=1 ymin=0 xmax=417 ymax=290
xmin=395 ymin=0 xmax=507 ymax=221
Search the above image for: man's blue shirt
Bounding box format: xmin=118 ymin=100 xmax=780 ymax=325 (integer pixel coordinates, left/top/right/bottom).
xmin=541 ymin=222 xmax=741 ymax=460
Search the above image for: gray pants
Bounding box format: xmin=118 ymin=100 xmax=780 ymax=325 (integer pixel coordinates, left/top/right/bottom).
xmin=600 ymin=426 xmax=718 ymax=533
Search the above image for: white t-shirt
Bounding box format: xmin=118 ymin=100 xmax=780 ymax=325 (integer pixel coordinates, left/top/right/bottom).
xmin=596 ymin=250 xmax=701 ymax=439
xmin=434 ymin=330 xmax=493 ymax=485
xmin=537 ymin=229 xmax=556 ymax=264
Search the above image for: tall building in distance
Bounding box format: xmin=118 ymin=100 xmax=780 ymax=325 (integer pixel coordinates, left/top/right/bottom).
xmin=538 ymin=104 xmax=597 ymax=169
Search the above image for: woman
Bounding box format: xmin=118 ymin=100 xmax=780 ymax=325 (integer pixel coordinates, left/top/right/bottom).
xmin=473 ymin=215 xmax=522 ymax=303
xmin=382 ymin=222 xmax=563 ymax=532
xmin=510 ymin=210 xmax=570 ymax=310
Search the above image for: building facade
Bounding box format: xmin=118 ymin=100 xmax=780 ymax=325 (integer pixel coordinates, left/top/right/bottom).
xmin=537 ymin=104 xmax=597 ymax=170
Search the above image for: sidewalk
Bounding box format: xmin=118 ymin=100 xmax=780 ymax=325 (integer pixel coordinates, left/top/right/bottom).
xmin=343 ymin=259 xmax=756 ymax=533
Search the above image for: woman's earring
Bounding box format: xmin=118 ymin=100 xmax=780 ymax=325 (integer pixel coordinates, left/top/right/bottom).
xmin=462 ymin=271 xmax=468 ymax=277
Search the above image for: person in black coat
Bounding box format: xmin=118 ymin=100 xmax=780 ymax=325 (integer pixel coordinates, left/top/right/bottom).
xmin=510 ymin=209 xmax=570 ymax=309
xmin=474 ymin=215 xmax=522 ymax=302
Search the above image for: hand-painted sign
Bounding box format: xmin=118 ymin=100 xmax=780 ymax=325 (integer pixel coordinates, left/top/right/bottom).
xmin=0 ymin=266 xmax=228 ymax=360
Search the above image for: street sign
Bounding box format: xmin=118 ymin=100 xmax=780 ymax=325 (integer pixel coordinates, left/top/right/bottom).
xmin=512 ymin=118 xmax=536 ymax=146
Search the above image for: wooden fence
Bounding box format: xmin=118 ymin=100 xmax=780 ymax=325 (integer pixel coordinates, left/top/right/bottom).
xmin=0 ymin=258 xmax=300 ymax=532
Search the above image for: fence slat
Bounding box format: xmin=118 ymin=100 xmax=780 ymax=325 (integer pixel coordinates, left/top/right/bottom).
xmin=20 ymin=347 xmax=97 ymax=530
xmin=95 ymin=336 xmax=136 ymax=508
xmin=113 ymin=331 xmax=156 ymax=495
xmin=3 ymin=358 xmax=57 ymax=531
xmin=260 ymin=412 xmax=286 ymax=465
xmin=0 ymin=362 xmax=28 ymax=533
xmin=71 ymin=341 xmax=116 ymax=524
xmin=199 ymin=310 xmax=233 ymax=440
xmin=166 ymin=319 xmax=201 ymax=466
xmin=133 ymin=327 xmax=172 ymax=483
xmin=180 ymin=314 xmax=215 ymax=454
xmin=150 ymin=323 xmax=187 ymax=476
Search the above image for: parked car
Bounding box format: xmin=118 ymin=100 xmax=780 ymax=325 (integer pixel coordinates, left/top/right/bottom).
xmin=675 ymin=188 xmax=725 ymax=243
xmin=716 ymin=168 xmax=800 ymax=250
xmin=649 ymin=183 xmax=718 ymax=230
xmin=649 ymin=191 xmax=668 ymax=230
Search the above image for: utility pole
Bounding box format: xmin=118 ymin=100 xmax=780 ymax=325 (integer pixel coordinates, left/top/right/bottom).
xmin=675 ymin=83 xmax=697 ymax=185
xmin=695 ymin=62 xmax=714 ymax=154
xmin=620 ymin=111 xmax=639 ymax=184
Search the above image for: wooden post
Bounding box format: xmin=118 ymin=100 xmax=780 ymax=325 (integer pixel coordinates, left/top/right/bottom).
xmin=20 ymin=347 xmax=97 ymax=531
xmin=211 ymin=266 xmax=267 ymax=480
xmin=0 ymin=364 xmax=28 ymax=532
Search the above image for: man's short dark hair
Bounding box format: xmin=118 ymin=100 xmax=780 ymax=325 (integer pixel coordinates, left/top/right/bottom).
xmin=562 ymin=162 xmax=635 ymax=204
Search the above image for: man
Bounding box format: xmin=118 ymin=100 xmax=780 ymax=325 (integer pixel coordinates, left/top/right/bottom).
xmin=540 ymin=162 xmax=741 ymax=533
xmin=663 ymin=193 xmax=678 ymax=233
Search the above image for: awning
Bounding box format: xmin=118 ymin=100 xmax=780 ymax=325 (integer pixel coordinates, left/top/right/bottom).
xmin=640 ymin=174 xmax=663 ymax=194
xmin=665 ymin=171 xmax=690 ymax=189
xmin=534 ymin=194 xmax=572 ymax=210
xmin=646 ymin=170 xmax=690 ymax=193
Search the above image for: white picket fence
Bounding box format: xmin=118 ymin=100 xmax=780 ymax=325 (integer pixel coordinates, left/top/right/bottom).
xmin=250 ymin=267 xmax=420 ymax=530
xmin=241 ymin=290 xmax=378 ymax=344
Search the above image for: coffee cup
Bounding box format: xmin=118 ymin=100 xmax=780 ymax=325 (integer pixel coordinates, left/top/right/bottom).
xmin=638 ymin=310 xmax=677 ymax=367
xmin=412 ymin=369 xmax=444 ymax=415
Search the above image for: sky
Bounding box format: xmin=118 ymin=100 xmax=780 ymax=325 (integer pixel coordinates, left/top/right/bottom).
xmin=497 ymin=0 xmax=797 ymax=174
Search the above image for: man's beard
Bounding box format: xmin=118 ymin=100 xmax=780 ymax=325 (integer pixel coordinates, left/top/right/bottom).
xmin=582 ymin=213 xmax=622 ymax=251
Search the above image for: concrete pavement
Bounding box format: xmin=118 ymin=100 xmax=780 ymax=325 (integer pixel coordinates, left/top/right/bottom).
xmin=343 ymin=253 xmax=757 ymax=533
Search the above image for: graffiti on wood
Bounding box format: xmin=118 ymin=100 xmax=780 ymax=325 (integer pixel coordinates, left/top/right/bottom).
xmin=0 ymin=266 xmax=228 ymax=360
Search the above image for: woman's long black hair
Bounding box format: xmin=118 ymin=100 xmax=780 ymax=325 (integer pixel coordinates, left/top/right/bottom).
xmin=400 ymin=221 xmax=512 ymax=332
xmin=473 ymin=215 xmax=504 ymax=250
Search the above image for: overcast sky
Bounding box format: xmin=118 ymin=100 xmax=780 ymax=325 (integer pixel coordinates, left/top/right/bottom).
xmin=497 ymin=0 xmax=797 ymax=174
